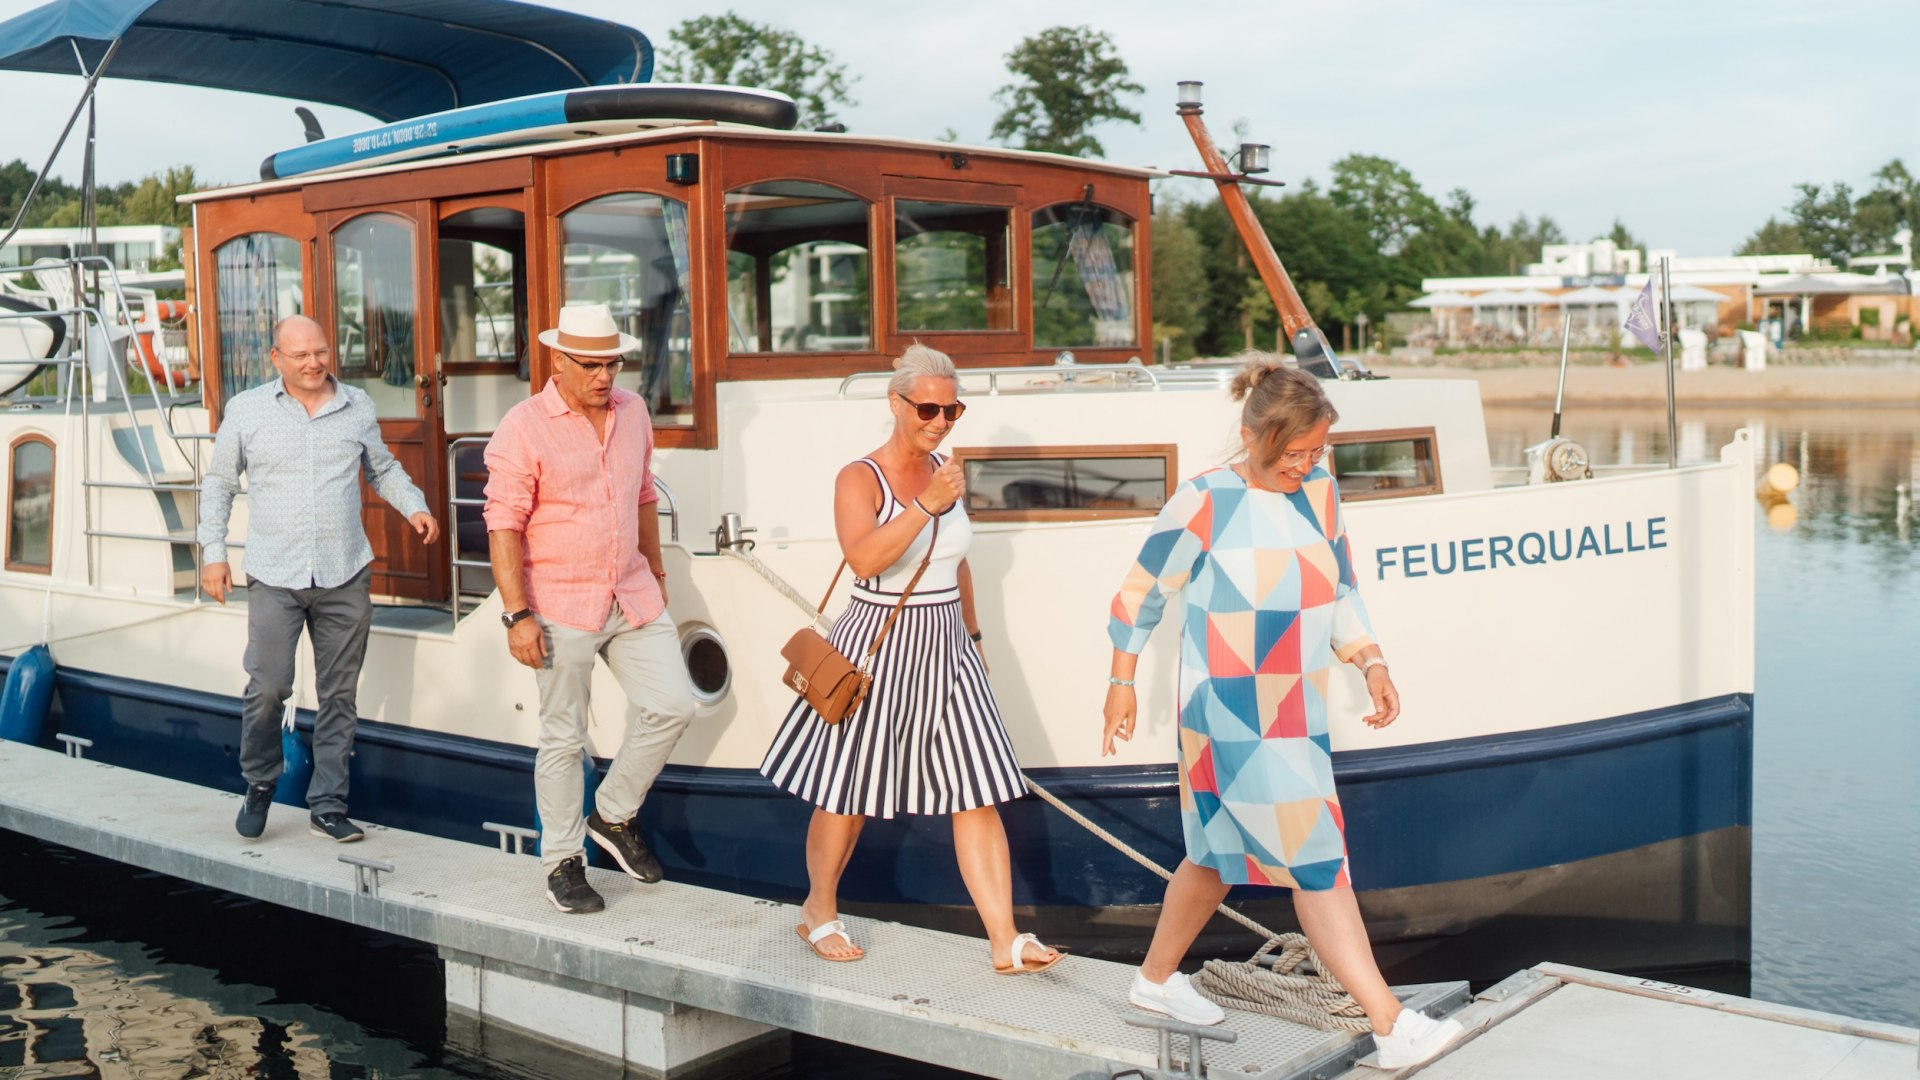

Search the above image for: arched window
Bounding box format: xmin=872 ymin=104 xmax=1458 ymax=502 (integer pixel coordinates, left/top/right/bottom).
xmin=7 ymin=434 xmax=54 ymax=574
xmin=214 ymin=233 xmax=303 ymax=402
xmin=1030 ymin=203 xmax=1136 ymax=347
xmin=726 ymin=182 xmax=872 ymax=353
xmin=560 ymin=192 xmax=695 ymax=425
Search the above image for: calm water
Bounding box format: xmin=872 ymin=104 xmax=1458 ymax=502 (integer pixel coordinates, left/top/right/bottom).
xmin=3 ymin=405 xmax=1915 ymax=1076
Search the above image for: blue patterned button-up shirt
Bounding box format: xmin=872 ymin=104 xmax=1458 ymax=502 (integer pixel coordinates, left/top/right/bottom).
xmin=199 ymin=376 xmax=429 ymax=590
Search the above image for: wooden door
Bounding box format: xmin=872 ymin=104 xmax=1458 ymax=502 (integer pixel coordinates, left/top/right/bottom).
xmin=317 ymin=202 xmax=447 ymax=602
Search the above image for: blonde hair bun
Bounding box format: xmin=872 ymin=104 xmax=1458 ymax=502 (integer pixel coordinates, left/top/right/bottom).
xmin=1229 ymin=352 xmax=1284 ymax=403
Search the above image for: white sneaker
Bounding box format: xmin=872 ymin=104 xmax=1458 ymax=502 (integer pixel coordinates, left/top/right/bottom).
xmin=1372 ymin=1008 xmax=1464 ymax=1068
xmin=1128 ymin=969 xmax=1226 ymax=1026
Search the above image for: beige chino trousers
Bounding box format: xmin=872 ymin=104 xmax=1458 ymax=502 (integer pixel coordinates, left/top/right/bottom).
xmin=533 ymin=606 xmax=696 ymax=869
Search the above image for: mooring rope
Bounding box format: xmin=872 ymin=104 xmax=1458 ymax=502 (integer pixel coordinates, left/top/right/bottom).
xmin=720 ymin=545 xmax=831 ymax=631
xmin=724 ymin=541 xmax=1369 ymax=1029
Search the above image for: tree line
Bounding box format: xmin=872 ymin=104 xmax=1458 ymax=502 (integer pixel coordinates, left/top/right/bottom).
xmin=4 ymin=13 xmax=1911 ymax=357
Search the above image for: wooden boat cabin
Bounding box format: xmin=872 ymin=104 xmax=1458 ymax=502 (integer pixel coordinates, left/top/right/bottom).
xmin=184 ymin=128 xmax=1156 ymax=603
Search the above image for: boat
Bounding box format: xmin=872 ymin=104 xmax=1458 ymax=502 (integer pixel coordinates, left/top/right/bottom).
xmin=0 ymin=0 xmax=1754 ymax=985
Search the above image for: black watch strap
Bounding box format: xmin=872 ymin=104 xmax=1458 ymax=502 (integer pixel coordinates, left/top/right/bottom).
xmin=502 ymin=608 xmax=534 ymax=629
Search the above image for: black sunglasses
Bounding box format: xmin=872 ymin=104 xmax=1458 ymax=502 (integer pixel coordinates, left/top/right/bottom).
xmin=898 ymin=393 xmax=966 ymax=422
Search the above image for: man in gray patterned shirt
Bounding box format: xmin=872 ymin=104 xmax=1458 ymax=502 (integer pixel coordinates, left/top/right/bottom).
xmin=199 ymin=315 xmax=440 ymax=843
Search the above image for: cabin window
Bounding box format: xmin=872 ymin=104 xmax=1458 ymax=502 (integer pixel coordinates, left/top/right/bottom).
xmin=953 ymin=444 xmax=1175 ymax=522
xmin=895 ymin=201 xmax=1013 ymax=333
xmin=1330 ymin=428 xmax=1442 ymax=501
xmin=332 ymin=213 xmax=419 ymax=417
xmin=7 ymin=435 xmax=54 ymax=573
xmin=440 ymin=208 xmax=525 ymax=374
xmin=725 ymin=182 xmax=872 ymax=354
xmin=214 ymin=233 xmax=302 ymax=402
xmin=1031 ymin=203 xmax=1136 ymax=348
xmin=561 ymin=192 xmax=694 ymax=426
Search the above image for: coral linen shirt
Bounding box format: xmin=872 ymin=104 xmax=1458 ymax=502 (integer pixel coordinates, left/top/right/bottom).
xmin=482 ymin=378 xmax=663 ymax=632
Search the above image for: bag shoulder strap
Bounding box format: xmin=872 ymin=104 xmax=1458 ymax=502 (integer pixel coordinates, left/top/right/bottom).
xmin=861 ymin=513 xmax=937 ymax=665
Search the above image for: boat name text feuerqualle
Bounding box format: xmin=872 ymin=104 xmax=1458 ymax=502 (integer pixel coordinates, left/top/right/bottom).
xmin=1373 ymin=517 xmax=1668 ymax=581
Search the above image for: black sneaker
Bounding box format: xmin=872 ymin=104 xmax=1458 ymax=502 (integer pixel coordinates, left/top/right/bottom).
xmin=545 ymin=855 xmax=604 ymax=914
xmin=587 ymin=810 xmax=663 ymax=883
xmin=308 ymin=812 xmax=365 ymax=843
xmin=235 ymin=783 xmax=275 ymax=839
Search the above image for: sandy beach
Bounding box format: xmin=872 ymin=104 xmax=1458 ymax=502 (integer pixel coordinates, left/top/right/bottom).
xmin=1367 ymin=363 xmax=1920 ymax=408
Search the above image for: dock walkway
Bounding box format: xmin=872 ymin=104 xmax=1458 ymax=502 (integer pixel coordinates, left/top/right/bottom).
xmin=0 ymin=740 xmax=1464 ymax=1079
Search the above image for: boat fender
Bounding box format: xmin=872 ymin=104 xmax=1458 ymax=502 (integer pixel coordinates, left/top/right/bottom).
xmin=274 ymin=709 xmax=315 ymax=807
xmin=0 ymin=644 xmax=56 ymax=745
xmin=532 ymin=748 xmax=606 ymax=865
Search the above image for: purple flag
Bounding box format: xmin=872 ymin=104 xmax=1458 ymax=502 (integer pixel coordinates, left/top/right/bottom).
xmin=1623 ymin=277 xmax=1665 ymax=354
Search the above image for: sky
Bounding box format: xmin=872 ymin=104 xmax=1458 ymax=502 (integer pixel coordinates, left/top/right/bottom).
xmin=0 ymin=0 xmax=1913 ymax=257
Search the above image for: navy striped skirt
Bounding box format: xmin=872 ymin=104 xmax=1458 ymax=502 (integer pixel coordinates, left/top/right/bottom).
xmin=759 ymin=598 xmax=1028 ymax=818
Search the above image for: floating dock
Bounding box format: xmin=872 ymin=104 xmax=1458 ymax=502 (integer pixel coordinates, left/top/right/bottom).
xmin=6 ymin=739 xmax=1912 ymax=1079
xmin=0 ymin=740 xmax=1461 ymax=1078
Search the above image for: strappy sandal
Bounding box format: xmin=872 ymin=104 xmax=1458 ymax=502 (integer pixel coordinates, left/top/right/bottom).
xmin=795 ymin=919 xmax=863 ymax=962
xmin=993 ymin=931 xmax=1065 ymax=975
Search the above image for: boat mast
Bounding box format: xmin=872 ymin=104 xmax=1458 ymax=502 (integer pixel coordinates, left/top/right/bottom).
xmin=1172 ymin=81 xmax=1359 ymax=377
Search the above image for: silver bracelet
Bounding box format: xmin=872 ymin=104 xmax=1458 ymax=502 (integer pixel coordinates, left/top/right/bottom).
xmin=1357 ymin=657 xmax=1388 ymax=678
xmin=1108 ymin=676 xmax=1136 ymax=687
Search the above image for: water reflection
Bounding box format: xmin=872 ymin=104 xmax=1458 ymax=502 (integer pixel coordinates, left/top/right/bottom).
xmin=0 ymin=841 xmax=505 ymax=1080
xmin=1485 ymin=405 xmax=1918 ymax=559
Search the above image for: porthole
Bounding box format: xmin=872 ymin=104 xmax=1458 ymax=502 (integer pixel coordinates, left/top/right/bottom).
xmin=679 ymin=624 xmax=731 ymax=704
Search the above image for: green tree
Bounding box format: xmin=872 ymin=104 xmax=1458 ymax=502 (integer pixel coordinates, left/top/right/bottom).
xmin=1148 ymin=204 xmax=1206 ymax=361
xmin=1606 ymin=218 xmax=1641 ymax=261
xmin=1328 ymin=154 xmax=1439 ymax=256
xmin=1737 ymin=217 xmax=1806 ymax=256
xmin=990 ymin=26 xmax=1142 ymax=158
xmin=656 ymin=13 xmax=856 ymax=128
xmin=1852 ymin=159 xmax=1914 ymax=255
xmin=1787 ymin=182 xmax=1857 ymax=264
xmin=119 ymin=166 xmax=199 ymax=231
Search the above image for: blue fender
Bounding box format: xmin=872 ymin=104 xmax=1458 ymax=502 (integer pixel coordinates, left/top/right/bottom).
xmin=0 ymin=645 xmax=57 ymax=745
xmin=275 ymin=715 xmax=314 ymax=807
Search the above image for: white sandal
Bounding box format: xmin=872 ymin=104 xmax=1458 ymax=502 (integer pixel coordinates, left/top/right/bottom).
xmin=993 ymin=931 xmax=1065 ymax=974
xmin=796 ymin=918 xmax=863 ymax=962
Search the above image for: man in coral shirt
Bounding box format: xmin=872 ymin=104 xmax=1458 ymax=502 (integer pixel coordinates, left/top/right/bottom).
xmin=483 ymin=304 xmax=695 ymax=914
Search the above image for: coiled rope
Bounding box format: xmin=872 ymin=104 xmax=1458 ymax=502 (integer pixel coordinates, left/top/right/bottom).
xmin=725 ymin=541 xmax=1368 ymax=1029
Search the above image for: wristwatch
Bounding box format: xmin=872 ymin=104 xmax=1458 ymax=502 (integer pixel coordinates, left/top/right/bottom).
xmin=501 ymin=608 xmax=535 ymax=629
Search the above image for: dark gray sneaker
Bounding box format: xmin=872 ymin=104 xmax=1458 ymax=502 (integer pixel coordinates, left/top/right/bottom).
xmin=587 ymin=810 xmax=663 ymax=883
xmin=545 ymin=855 xmax=604 ymax=914
xmin=236 ymin=783 xmax=275 ymax=839
xmin=309 ymin=812 xmax=365 ymax=843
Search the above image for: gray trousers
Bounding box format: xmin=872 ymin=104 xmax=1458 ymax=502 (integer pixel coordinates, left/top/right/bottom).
xmin=239 ymin=565 xmax=374 ymax=815
xmin=535 ymin=607 xmax=696 ymax=869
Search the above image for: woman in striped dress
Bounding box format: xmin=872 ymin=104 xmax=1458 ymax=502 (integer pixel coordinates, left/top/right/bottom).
xmin=761 ymin=345 xmax=1061 ymax=974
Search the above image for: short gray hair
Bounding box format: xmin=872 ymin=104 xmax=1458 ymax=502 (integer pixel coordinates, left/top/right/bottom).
xmin=887 ymin=342 xmax=957 ymax=397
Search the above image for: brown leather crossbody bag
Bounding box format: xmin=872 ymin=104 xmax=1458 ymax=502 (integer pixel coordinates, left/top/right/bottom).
xmin=779 ymin=515 xmax=939 ymax=724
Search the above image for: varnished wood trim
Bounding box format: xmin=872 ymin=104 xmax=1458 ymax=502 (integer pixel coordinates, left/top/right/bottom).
xmin=301 ymin=159 xmax=533 ymax=213
xmin=1329 ymin=426 xmax=1443 ymax=501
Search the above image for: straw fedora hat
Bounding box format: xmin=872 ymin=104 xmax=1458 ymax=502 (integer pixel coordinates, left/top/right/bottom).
xmin=536 ymin=303 xmax=639 ymax=357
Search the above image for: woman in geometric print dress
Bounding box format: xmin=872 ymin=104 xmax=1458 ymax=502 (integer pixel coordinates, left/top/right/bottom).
xmin=761 ymin=344 xmax=1062 ymax=975
xmin=1102 ymin=355 xmax=1461 ymax=1067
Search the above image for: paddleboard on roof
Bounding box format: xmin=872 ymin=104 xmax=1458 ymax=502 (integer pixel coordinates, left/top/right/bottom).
xmin=259 ymin=83 xmax=801 ymax=180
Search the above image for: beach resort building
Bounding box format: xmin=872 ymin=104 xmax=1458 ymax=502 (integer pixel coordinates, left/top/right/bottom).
xmin=1412 ymin=238 xmax=1915 ymax=348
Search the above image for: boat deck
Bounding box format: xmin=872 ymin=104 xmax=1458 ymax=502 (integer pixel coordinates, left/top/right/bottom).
xmin=0 ymin=740 xmax=1463 ymax=1079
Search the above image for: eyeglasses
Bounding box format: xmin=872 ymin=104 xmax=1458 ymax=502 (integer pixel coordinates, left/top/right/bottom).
xmin=276 ymin=347 xmax=333 ymax=364
xmin=565 ymin=355 xmax=625 ymax=377
xmin=898 ymin=394 xmax=966 ymax=422
xmin=1275 ymin=445 xmax=1332 ymax=469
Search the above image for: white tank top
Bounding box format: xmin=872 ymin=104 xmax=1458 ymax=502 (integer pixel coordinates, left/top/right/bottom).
xmin=851 ymin=455 xmax=971 ymax=607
